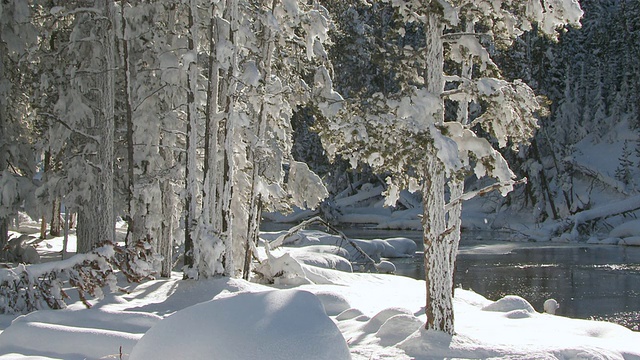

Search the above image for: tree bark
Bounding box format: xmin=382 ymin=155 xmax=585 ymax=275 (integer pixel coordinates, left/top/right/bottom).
xmin=160 ymin=172 xmax=174 ymax=277
xmin=0 ymin=218 xmax=8 ymax=261
xmin=221 ymin=0 xmax=239 ymax=276
xmin=183 ymin=0 xmax=199 ymax=270
xmin=77 ymin=0 xmax=116 ymax=253
xmin=421 ymin=8 xmax=456 ymax=334
xmin=50 ymin=198 xmax=61 ymax=237
xmin=422 ymin=152 xmax=454 ymax=334
xmin=243 ymin=4 xmax=275 ymax=279
xmin=121 ymin=0 xmax=135 ymax=245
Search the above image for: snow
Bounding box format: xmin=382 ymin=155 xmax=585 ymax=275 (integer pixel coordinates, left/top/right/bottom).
xmin=0 ymin=309 xmax=160 ymax=359
xmin=129 ymin=289 xmax=350 ymax=360
xmin=1 ymin=230 xmax=639 ymax=359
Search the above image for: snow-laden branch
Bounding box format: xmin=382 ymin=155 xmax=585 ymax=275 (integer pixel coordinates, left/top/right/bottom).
xmin=268 ymin=216 xmax=386 ymax=271
xmin=444 ymin=178 xmax=527 ymax=212
xmin=566 ymin=158 xmax=630 ymax=195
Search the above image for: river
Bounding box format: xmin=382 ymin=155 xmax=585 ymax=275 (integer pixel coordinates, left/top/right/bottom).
xmin=339 ymin=228 xmax=640 ymax=331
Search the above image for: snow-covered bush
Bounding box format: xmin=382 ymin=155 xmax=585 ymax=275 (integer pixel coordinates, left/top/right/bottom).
xmin=0 ymin=239 xmax=160 ymax=314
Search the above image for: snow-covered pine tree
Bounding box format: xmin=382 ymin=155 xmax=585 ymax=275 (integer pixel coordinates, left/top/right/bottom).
xmin=74 ymin=0 xmax=117 ymax=253
xmin=35 ymin=1 xmax=118 ymax=253
xmin=0 ymin=0 xmax=38 ymax=255
xmin=189 ymin=0 xmax=333 ymax=279
xmin=115 ymin=1 xmax=184 ymax=276
xmin=316 ymin=0 xmax=582 ymax=334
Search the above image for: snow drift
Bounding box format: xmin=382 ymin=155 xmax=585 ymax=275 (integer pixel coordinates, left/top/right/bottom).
xmin=129 ymin=289 xmax=351 ymax=360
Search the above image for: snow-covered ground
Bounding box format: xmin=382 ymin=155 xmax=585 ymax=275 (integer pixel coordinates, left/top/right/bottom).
xmin=1 ymin=227 xmax=639 ymax=359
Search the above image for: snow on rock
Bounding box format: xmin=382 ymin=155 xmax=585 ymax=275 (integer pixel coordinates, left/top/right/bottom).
xmin=482 ymin=295 xmax=536 ymax=314
xmin=544 ymin=299 xmax=559 ymax=315
xmin=375 ymin=260 xmax=397 ymax=274
xmin=273 ymin=230 xmax=417 ymax=261
xmin=619 ymin=236 xmax=640 ymax=246
xmin=383 ymin=237 xmax=418 ymax=257
xmin=609 ymin=220 xmax=640 ymax=246
xmin=609 ymin=219 xmax=640 ymax=238
xmin=129 ymin=289 xmax=351 ymax=360
xmin=0 ymin=308 xmax=161 ymax=359
xmin=289 ymin=248 xmax=353 ymax=272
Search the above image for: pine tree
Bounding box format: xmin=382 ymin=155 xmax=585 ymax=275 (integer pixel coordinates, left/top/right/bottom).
xmin=615 ymin=140 xmax=633 ymax=187
xmin=316 ymin=0 xmax=582 ymax=334
xmin=0 ymin=0 xmax=38 ymax=256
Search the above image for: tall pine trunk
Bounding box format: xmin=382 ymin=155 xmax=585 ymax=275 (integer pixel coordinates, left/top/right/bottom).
xmin=50 ymin=198 xmax=61 ymax=237
xmin=0 ymin=218 xmax=7 ymax=260
xmin=0 ymin=24 xmax=8 ymax=256
xmin=243 ymin=4 xmax=275 ymax=279
xmin=421 ymin=152 xmax=454 ymax=334
xmin=77 ymin=0 xmax=116 ymax=253
xmin=421 ymin=9 xmax=457 ymax=334
xmin=183 ymin=0 xmax=200 ymax=270
xmin=220 ymin=0 xmax=239 ymax=276
xmin=121 ymin=0 xmax=136 ymax=245
xmin=160 ymin=166 xmax=174 ymax=277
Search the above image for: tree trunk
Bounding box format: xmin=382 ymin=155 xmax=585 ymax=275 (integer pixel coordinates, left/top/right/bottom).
xmin=77 ymin=0 xmax=116 ymax=253
xmin=122 ymin=0 xmax=135 ymax=246
xmin=242 ymin=6 xmax=275 ymax=279
xmin=202 ymin=7 xmax=220 ymax=223
xmin=41 ymin=150 xmax=52 ymax=239
xmin=62 ymin=207 xmax=69 ymax=259
xmin=421 ymin=9 xmax=456 ymax=334
xmin=160 ymin=175 xmax=174 ymax=277
xmin=50 ymin=198 xmax=61 ymax=237
xmin=183 ymin=0 xmax=199 ymax=272
xmin=0 ymin=20 xmax=8 ymax=259
xmin=221 ymin=0 xmax=239 ymax=276
xmin=421 ymin=152 xmax=454 ymax=334
xmin=445 ymin=179 xmax=463 ymax=298
xmin=0 ymin=218 xmax=8 ymax=261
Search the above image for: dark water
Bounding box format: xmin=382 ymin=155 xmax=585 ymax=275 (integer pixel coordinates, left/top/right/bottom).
xmin=340 ymin=228 xmax=640 ymax=331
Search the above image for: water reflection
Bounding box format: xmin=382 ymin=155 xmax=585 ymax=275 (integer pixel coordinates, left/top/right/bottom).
xmin=262 ymin=224 xmax=640 ymax=330
xmin=342 ymin=228 xmax=640 ymax=331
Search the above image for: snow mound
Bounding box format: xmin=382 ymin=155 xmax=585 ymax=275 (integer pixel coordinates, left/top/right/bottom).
xmin=336 ymin=308 xmax=365 ymax=321
xmin=0 ymin=309 xmax=160 ymax=359
xmin=504 ymin=309 xmax=534 ymax=319
xmin=362 ymin=307 xmax=414 ymax=333
xmin=375 ymin=314 xmax=423 ymax=346
xmin=482 ymin=295 xmax=536 ymax=314
xmin=312 ymin=291 xmax=351 ymax=316
xmin=129 ymin=289 xmax=351 ymax=360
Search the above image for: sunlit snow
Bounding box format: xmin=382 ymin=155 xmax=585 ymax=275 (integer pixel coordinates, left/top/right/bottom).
xmin=1 ymin=232 xmax=639 ymax=360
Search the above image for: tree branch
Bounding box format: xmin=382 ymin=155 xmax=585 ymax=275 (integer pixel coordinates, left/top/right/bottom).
xmin=268 ymin=216 xmax=381 ymax=270
xmin=444 ymin=178 xmax=527 ymax=211
xmin=40 ymin=112 xmax=100 ymax=143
